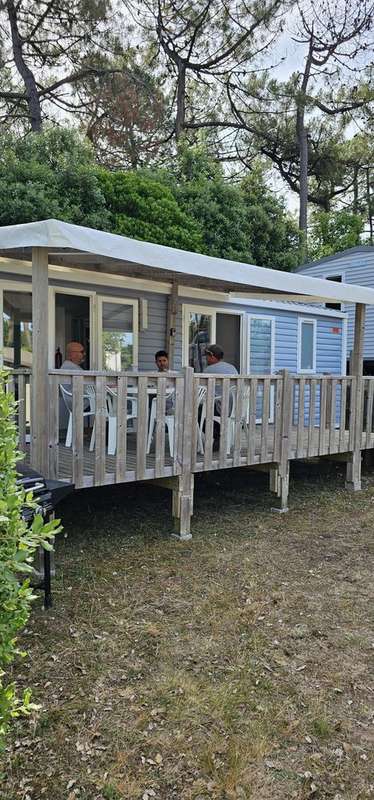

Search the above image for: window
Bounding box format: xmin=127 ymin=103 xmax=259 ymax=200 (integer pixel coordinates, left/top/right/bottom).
xmin=98 ymin=297 xmax=138 ymax=371
xmin=298 ymin=319 xmax=316 ymax=373
xmin=325 ymin=274 xmax=343 ymax=311
xmin=248 ymin=316 xmax=274 ymax=374
xmin=187 ymin=310 xmax=214 ymax=371
xmin=2 ymin=291 xmax=32 ymax=368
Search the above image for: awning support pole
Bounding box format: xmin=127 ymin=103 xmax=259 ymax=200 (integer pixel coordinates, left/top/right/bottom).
xmin=31 ymin=247 xmax=49 ymax=475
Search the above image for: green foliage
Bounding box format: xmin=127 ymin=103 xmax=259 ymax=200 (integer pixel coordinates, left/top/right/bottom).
xmin=240 ymin=166 xmax=300 ymax=270
xmin=0 ymin=370 xmax=61 ymax=749
xmin=171 ymin=146 xmax=299 ymax=268
xmin=0 ymin=128 xmax=110 ymax=229
xmin=0 ymin=129 xmax=300 ymax=269
xmin=308 ymin=209 xmax=365 ymax=260
xmin=98 ymin=168 xmax=204 ymax=251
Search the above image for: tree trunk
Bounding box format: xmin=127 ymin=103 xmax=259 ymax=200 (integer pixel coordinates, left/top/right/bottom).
xmin=175 ymin=62 xmax=186 ymax=140
xmin=7 ymin=0 xmax=42 ymax=132
xmin=297 ymin=111 xmax=308 ymax=262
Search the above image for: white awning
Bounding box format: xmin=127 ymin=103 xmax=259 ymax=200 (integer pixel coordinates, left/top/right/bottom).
xmin=1 ymin=218 xmax=374 ymax=305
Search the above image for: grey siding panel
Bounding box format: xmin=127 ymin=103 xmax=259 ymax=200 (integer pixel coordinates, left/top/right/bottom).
xmin=297 ymin=249 xmax=374 ymax=359
xmin=0 ymin=273 xmax=344 ymax=373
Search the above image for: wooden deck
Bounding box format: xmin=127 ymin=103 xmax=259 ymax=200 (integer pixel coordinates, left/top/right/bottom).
xmin=8 ymin=367 xmax=374 ymax=538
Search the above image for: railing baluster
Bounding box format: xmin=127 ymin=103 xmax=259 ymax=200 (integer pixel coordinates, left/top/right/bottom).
xmin=260 ymin=377 xmax=270 ymax=462
xmin=247 ymin=378 xmax=257 ymax=464
xmin=115 ymin=376 xmax=127 ymax=483
xmin=17 ymin=374 xmax=26 ymax=454
xmin=233 ymin=377 xmax=244 ymax=467
xmin=218 ymin=378 xmax=230 ymax=468
xmin=296 ymin=377 xmax=305 ymax=458
xmin=339 ymin=379 xmax=347 ymax=452
xmin=48 ymin=374 xmax=59 ymax=479
xmin=72 ymin=374 xmax=84 ymax=489
xmin=319 ymin=379 xmax=327 ymax=454
xmin=155 ymin=376 xmax=166 ymax=478
xmin=173 ymin=376 xmax=184 ymax=474
xmin=272 ymin=378 xmax=282 ymax=462
xmin=329 ymin=378 xmax=337 ymax=453
xmin=135 ymin=376 xmax=148 ymax=480
xmin=94 ymin=376 xmax=106 ymax=486
xmin=307 ymin=379 xmax=316 ymax=457
xmin=366 ymin=379 xmax=374 ymax=449
xmin=204 ymin=377 xmax=215 ymax=470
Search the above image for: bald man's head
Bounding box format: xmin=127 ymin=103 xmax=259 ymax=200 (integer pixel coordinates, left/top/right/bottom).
xmin=66 ymin=341 xmax=85 ymax=365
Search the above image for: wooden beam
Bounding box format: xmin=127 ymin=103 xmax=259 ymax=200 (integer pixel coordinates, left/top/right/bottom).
xmin=165 ymin=281 xmax=178 ymax=368
xmin=346 ymin=303 xmax=366 ymax=491
xmin=351 ymin=303 xmax=366 ymax=377
xmin=31 ymin=247 xmax=49 ymax=475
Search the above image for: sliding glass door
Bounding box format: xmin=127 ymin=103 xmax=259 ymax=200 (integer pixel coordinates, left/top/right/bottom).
xmin=98 ymin=297 xmax=138 ymax=371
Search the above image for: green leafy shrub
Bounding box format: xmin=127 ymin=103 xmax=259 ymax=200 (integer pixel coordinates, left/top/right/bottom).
xmin=0 ymin=369 xmax=61 ymax=749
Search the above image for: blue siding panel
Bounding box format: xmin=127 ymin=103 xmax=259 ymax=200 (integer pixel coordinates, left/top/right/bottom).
xmin=297 ymin=247 xmax=374 ymax=360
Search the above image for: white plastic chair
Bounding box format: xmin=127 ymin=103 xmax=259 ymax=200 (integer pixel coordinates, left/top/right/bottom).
xmin=60 ymin=383 xmax=96 ymax=449
xmin=199 ymin=386 xmax=237 ymax=454
xmin=105 ymin=387 xmax=138 ymax=456
xmin=147 ymin=390 xmax=175 ymax=456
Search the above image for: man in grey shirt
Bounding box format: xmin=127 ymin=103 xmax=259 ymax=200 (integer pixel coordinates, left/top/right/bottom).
xmin=203 ymin=344 xmax=238 ymax=448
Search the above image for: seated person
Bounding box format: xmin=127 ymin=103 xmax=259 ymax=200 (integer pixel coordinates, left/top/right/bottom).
xmin=155 ymin=349 xmax=169 ymax=372
xmin=203 ymin=344 xmax=238 ymax=449
xmin=61 ymin=342 xmax=86 ymax=370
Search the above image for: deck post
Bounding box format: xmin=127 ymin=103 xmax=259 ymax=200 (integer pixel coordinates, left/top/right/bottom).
xmin=172 ymin=366 xmax=194 ymax=540
xmin=166 ymin=281 xmax=178 ymax=368
xmin=272 ymin=369 xmax=292 ymax=512
xmin=346 ymin=303 xmax=365 ymax=491
xmin=31 ymin=247 xmax=49 ymax=475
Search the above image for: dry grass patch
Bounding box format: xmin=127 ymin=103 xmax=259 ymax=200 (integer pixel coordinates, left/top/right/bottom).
xmin=1 ymin=464 xmax=373 ymax=799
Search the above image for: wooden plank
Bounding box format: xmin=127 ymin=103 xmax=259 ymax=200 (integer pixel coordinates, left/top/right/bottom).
xmin=48 ymin=374 xmax=60 ymax=479
xmin=247 ymin=378 xmax=257 ymax=465
xmin=72 ymin=374 xmax=84 ymax=489
xmin=260 ymin=378 xmax=270 ymax=462
xmin=339 ymin=379 xmax=347 ymax=452
xmin=296 ymin=378 xmax=305 ymax=458
xmin=204 ymin=377 xmax=216 ymax=470
xmin=181 ymin=367 xmax=194 ymax=475
xmin=272 ymin=378 xmax=282 ymax=462
xmin=173 ymin=376 xmax=184 ymax=475
xmin=365 ymin=379 xmax=374 ymax=449
xmin=233 ymin=378 xmax=244 ymax=467
xmin=307 ymin=379 xmax=317 ymax=457
xmin=17 ymin=373 xmax=26 ymax=453
xmin=31 ymin=247 xmax=49 ymax=475
xmin=219 ymin=378 xmax=230 ymax=468
xmin=155 ymin=377 xmax=166 ymax=478
xmin=94 ymin=377 xmax=106 ymax=486
xmin=136 ymin=376 xmax=148 ymax=480
xmin=319 ymin=379 xmax=327 ymax=454
xmin=348 ymin=377 xmax=356 ymax=452
xmin=328 ymin=379 xmax=337 ymax=454
xmin=115 ymin=376 xmax=127 ymax=483
xmin=190 ymin=378 xmax=201 ymax=472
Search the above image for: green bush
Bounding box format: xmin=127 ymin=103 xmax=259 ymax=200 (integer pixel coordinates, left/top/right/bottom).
xmin=0 ymin=369 xmax=61 ymax=749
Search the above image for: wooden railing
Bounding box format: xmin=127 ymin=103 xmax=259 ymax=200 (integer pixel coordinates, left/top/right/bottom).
xmin=6 ymin=368 xmax=374 ymax=490
xmin=6 ymin=368 xmax=31 ymax=457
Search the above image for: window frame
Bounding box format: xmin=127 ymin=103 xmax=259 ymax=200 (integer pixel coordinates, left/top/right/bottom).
xmin=0 ymin=281 xmax=33 ymax=367
xmin=182 ymin=304 xmax=245 ymax=370
xmin=97 ymin=295 xmax=139 ymax=371
xmin=297 ymin=318 xmax=317 ymax=374
xmin=247 ymin=314 xmax=275 ymax=375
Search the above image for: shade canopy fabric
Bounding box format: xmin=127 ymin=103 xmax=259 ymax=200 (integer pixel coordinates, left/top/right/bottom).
xmin=0 ymin=218 xmax=374 ymax=305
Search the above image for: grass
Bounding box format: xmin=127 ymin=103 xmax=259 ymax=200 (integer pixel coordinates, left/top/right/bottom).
xmin=1 ymin=461 xmax=374 ymax=799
